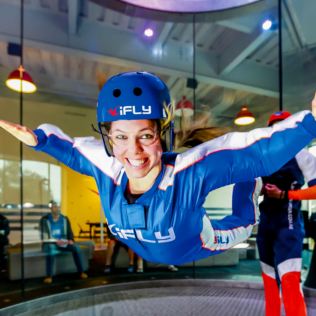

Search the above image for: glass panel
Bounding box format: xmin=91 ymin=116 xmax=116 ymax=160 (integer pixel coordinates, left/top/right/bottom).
xmin=282 ymin=0 xmax=316 ymax=112
xmin=282 ymin=0 xmax=316 ymax=292
xmin=7 ymin=0 xmax=314 ymax=310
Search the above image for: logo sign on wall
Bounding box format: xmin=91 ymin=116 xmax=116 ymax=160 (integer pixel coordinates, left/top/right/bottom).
xmin=119 ymin=0 xmax=261 ymax=13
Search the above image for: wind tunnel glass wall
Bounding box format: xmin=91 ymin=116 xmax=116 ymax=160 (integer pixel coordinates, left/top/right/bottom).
xmin=281 ymin=1 xmax=316 ymax=113
xmin=281 ymin=0 xmax=316 ymax=277
xmin=3 ymin=0 xmax=315 ymax=307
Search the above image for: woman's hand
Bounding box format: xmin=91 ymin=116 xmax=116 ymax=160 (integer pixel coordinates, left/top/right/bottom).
xmin=0 ymin=119 xmax=38 ymax=146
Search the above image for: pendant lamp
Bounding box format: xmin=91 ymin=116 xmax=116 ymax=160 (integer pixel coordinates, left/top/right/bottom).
xmin=175 ymin=96 xmax=194 ymax=117
xmin=6 ymin=0 xmax=37 ymax=94
xmin=6 ymin=65 xmax=37 ymax=93
xmin=234 ymin=105 xmax=255 ymax=126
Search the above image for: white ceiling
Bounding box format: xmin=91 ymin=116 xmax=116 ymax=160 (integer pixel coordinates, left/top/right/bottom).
xmin=0 ymin=0 xmax=316 ymax=129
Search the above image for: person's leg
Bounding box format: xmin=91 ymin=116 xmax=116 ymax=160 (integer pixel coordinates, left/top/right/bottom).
xmin=104 ymin=239 xmax=116 ymax=273
xmin=257 ymin=222 xmax=281 ymax=316
xmin=282 ymin=270 xmax=306 ymax=316
xmin=276 ymin=225 xmax=306 ymax=316
xmin=127 ymin=248 xmax=135 ymax=272
xmin=260 ymin=263 xmax=281 ymax=316
xmin=136 ymin=255 xmax=143 ymax=273
xmin=43 ymin=244 xmax=57 ymax=283
xmin=69 ymin=244 xmax=83 ymax=272
xmin=60 ymin=244 xmax=87 ymax=279
xmin=128 ymin=248 xmax=134 ymax=266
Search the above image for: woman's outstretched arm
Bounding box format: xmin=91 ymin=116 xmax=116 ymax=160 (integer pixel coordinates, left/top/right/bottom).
xmin=174 ymin=93 xmax=316 ymax=196
xmin=0 ymin=120 xmax=117 ymax=178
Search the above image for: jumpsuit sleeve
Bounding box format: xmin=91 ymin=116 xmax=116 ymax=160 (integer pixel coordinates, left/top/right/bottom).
xmin=288 ymin=149 xmax=316 ymax=200
xmin=296 ymin=149 xmax=316 ymax=186
xmin=174 ymin=110 xmax=316 ymax=196
xmin=32 ymin=123 xmax=115 ymax=177
xmin=204 ymin=179 xmax=262 ymax=252
xmin=288 ymin=185 xmax=316 ymax=200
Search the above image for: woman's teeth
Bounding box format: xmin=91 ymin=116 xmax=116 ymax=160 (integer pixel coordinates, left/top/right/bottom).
xmin=128 ymin=159 xmax=145 ymax=167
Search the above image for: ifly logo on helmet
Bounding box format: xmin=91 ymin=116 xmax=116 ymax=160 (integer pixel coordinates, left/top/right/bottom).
xmin=119 ymin=105 xmax=152 ymax=116
xmin=107 ymin=105 xmax=152 ymax=117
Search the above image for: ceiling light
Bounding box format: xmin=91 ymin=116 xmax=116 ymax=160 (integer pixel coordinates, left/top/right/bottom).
xmin=262 ymin=19 xmax=273 ymax=31
xmin=234 ymin=106 xmax=255 ymax=126
xmin=144 ymin=28 xmax=154 ymax=37
xmin=6 ymin=65 xmax=37 ymax=93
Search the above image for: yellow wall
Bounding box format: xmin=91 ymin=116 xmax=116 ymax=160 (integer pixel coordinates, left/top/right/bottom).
xmin=61 ymin=165 xmax=105 ymax=237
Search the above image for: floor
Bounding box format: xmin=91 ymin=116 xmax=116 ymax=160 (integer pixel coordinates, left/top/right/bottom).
xmin=0 ymin=248 xmax=315 ymax=314
xmin=0 ymin=248 xmax=262 ymax=308
xmin=0 ymin=280 xmax=275 ymax=316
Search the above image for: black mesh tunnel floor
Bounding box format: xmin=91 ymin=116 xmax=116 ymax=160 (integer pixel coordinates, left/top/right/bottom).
xmin=1 ymin=279 xmax=316 ymax=316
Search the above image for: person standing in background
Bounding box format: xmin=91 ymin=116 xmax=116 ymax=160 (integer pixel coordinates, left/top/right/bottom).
xmin=104 ymin=226 xmax=144 ymax=273
xmin=257 ymin=111 xmax=316 ymax=316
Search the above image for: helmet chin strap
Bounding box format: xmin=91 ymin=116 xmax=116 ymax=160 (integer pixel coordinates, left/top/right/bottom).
xmin=164 ymin=121 xmax=174 ymax=151
xmin=160 ymin=122 xmax=175 ymax=152
xmin=169 ymin=120 xmax=174 ymax=151
xmin=98 ymin=122 xmax=114 ymax=156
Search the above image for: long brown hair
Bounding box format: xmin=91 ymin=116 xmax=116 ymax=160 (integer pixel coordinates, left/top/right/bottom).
xmin=175 ymin=112 xmax=228 ymax=150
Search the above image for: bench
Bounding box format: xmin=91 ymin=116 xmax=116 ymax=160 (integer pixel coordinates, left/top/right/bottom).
xmin=8 ymin=240 xmax=95 ymax=280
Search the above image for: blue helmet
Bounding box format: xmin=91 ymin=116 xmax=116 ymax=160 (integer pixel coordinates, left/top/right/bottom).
xmin=97 ymin=71 xmax=171 ymax=123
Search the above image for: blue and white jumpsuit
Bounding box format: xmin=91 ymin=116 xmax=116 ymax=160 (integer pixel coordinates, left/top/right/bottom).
xmin=258 ymin=148 xmax=316 ymax=316
xmin=32 ymin=111 xmax=316 ymax=265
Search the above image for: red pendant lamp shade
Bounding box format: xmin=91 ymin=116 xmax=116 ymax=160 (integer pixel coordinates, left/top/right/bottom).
xmin=175 ymin=96 xmax=194 ymax=117
xmin=6 ymin=65 xmax=37 ymax=93
xmin=234 ymin=105 xmax=255 ymax=126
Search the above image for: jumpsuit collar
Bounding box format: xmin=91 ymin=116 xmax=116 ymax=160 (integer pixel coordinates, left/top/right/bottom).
xmin=121 ymin=163 xmax=166 ymax=205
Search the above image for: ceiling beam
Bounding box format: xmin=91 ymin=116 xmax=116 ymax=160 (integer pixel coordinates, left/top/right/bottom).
xmin=68 ymin=0 xmax=81 ymax=35
xmin=87 ymin=0 xmax=105 ymax=21
xmin=153 ymin=22 xmax=174 ymax=50
xmin=219 ymin=28 xmax=273 ymax=75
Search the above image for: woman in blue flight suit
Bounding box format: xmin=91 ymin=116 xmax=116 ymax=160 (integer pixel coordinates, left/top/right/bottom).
xmin=1 ymin=72 xmax=316 ymax=267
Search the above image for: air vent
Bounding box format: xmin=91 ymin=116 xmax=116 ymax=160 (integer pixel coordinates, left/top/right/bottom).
xmin=7 ymin=43 xmax=21 ymax=56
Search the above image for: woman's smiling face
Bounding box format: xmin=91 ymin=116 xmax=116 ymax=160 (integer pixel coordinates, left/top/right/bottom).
xmin=110 ymin=119 xmax=163 ymax=180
